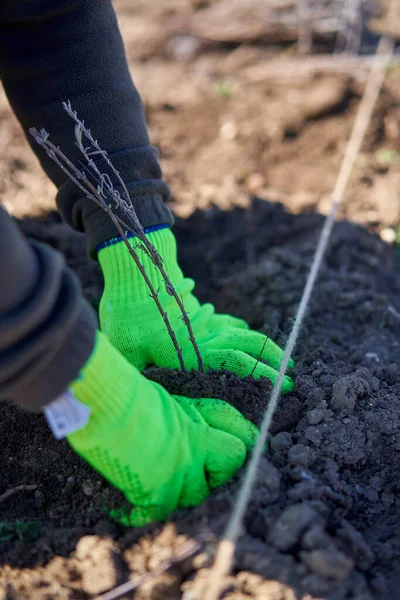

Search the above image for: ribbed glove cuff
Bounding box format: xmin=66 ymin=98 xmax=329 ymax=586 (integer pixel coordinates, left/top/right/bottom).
xmin=98 ymin=228 xmax=184 ymax=303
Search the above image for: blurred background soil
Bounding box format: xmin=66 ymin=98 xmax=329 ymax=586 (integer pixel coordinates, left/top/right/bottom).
xmin=1 ymin=0 xmax=400 ymax=238
xmin=0 ymin=1 xmax=400 ymax=599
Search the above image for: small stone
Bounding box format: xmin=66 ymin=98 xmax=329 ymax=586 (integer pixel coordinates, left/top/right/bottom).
xmin=167 ymin=34 xmax=200 ymax=59
xmin=270 ymin=432 xmax=292 ymax=453
xmin=288 ymin=444 xmax=316 ymax=467
xmin=307 ymin=409 xmax=325 ymax=425
xmin=82 ymin=479 xmax=101 ymax=497
xmin=303 ymin=426 xmax=322 ymax=447
xmin=331 ymin=377 xmax=356 ymax=413
xmin=269 ymin=503 xmax=319 ymax=552
xmin=301 ymin=547 xmax=354 ymax=580
xmin=331 ymin=372 xmax=371 ymax=414
xmin=219 ymin=120 xmax=238 ymax=141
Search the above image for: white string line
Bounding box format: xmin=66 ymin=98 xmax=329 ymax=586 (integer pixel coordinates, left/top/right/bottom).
xmin=204 ymin=33 xmax=394 ymax=600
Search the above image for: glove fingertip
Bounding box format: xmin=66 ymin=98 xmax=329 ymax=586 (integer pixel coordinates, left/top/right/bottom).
xmin=207 ymin=430 xmax=246 ymax=488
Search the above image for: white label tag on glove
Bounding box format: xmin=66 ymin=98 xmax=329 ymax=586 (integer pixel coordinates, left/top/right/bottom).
xmin=44 ymin=390 xmax=91 ymax=440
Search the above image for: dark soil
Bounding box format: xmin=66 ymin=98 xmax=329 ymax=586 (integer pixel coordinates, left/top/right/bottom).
xmin=1 ymin=199 xmax=399 ymax=599
xmin=144 ymin=367 xmax=302 ymax=434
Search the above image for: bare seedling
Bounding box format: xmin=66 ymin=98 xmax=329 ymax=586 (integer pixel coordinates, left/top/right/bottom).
xmin=0 ymin=484 xmax=38 ymax=505
xmin=250 ymin=326 xmax=271 ymax=377
xmin=30 ymin=104 xmax=204 ymax=373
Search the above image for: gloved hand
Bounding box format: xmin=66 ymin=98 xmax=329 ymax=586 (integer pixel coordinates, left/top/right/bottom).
xmin=98 ymin=228 xmax=294 ymax=392
xmin=68 ymin=331 xmax=259 ymax=526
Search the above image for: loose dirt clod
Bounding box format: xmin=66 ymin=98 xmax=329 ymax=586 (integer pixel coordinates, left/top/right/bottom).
xmin=301 ymin=547 xmax=355 ymax=580
xmin=144 ymin=367 xmax=302 ymax=434
xmin=75 ymin=536 xmax=121 ymax=595
xmin=269 ymin=503 xmax=322 ymax=552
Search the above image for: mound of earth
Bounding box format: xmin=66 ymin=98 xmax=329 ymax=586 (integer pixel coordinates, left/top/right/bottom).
xmin=0 ymin=199 xmax=399 ymax=599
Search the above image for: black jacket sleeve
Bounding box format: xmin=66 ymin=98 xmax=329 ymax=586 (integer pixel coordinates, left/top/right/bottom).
xmin=0 ymin=205 xmax=97 ymax=410
xmin=0 ymin=0 xmax=173 ymax=256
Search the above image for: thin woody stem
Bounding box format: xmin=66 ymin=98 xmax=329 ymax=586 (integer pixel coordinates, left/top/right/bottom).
xmin=62 ymin=102 xmax=204 ymax=372
xmin=250 ymin=329 xmax=270 ymax=377
xmin=102 ymin=208 xmax=185 ymax=373
xmin=29 ymin=128 xmax=185 ymax=372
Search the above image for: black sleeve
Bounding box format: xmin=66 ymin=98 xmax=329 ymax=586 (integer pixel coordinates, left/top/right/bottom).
xmin=0 ymin=0 xmax=173 ymax=256
xmin=0 ymin=205 xmax=97 ymax=410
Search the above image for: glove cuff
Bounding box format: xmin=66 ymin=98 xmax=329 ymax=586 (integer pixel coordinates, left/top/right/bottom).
xmin=98 ymin=228 xmax=184 ymax=303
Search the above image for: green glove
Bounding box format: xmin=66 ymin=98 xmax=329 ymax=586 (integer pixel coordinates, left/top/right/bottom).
xmin=68 ymin=331 xmax=258 ymax=526
xmin=98 ymin=228 xmax=294 ymax=392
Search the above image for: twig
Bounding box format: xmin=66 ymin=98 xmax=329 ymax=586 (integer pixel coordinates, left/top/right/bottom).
xmin=89 ymin=537 xmax=204 ymax=600
xmin=387 ymin=304 xmax=400 ymax=320
xmin=250 ymin=328 xmax=270 ymax=377
xmin=29 ymin=129 xmax=185 ymax=372
xmin=0 ymin=484 xmax=38 ymax=505
xmin=62 ymin=102 xmax=204 ymax=374
xmin=201 ymin=27 xmax=395 ymax=600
